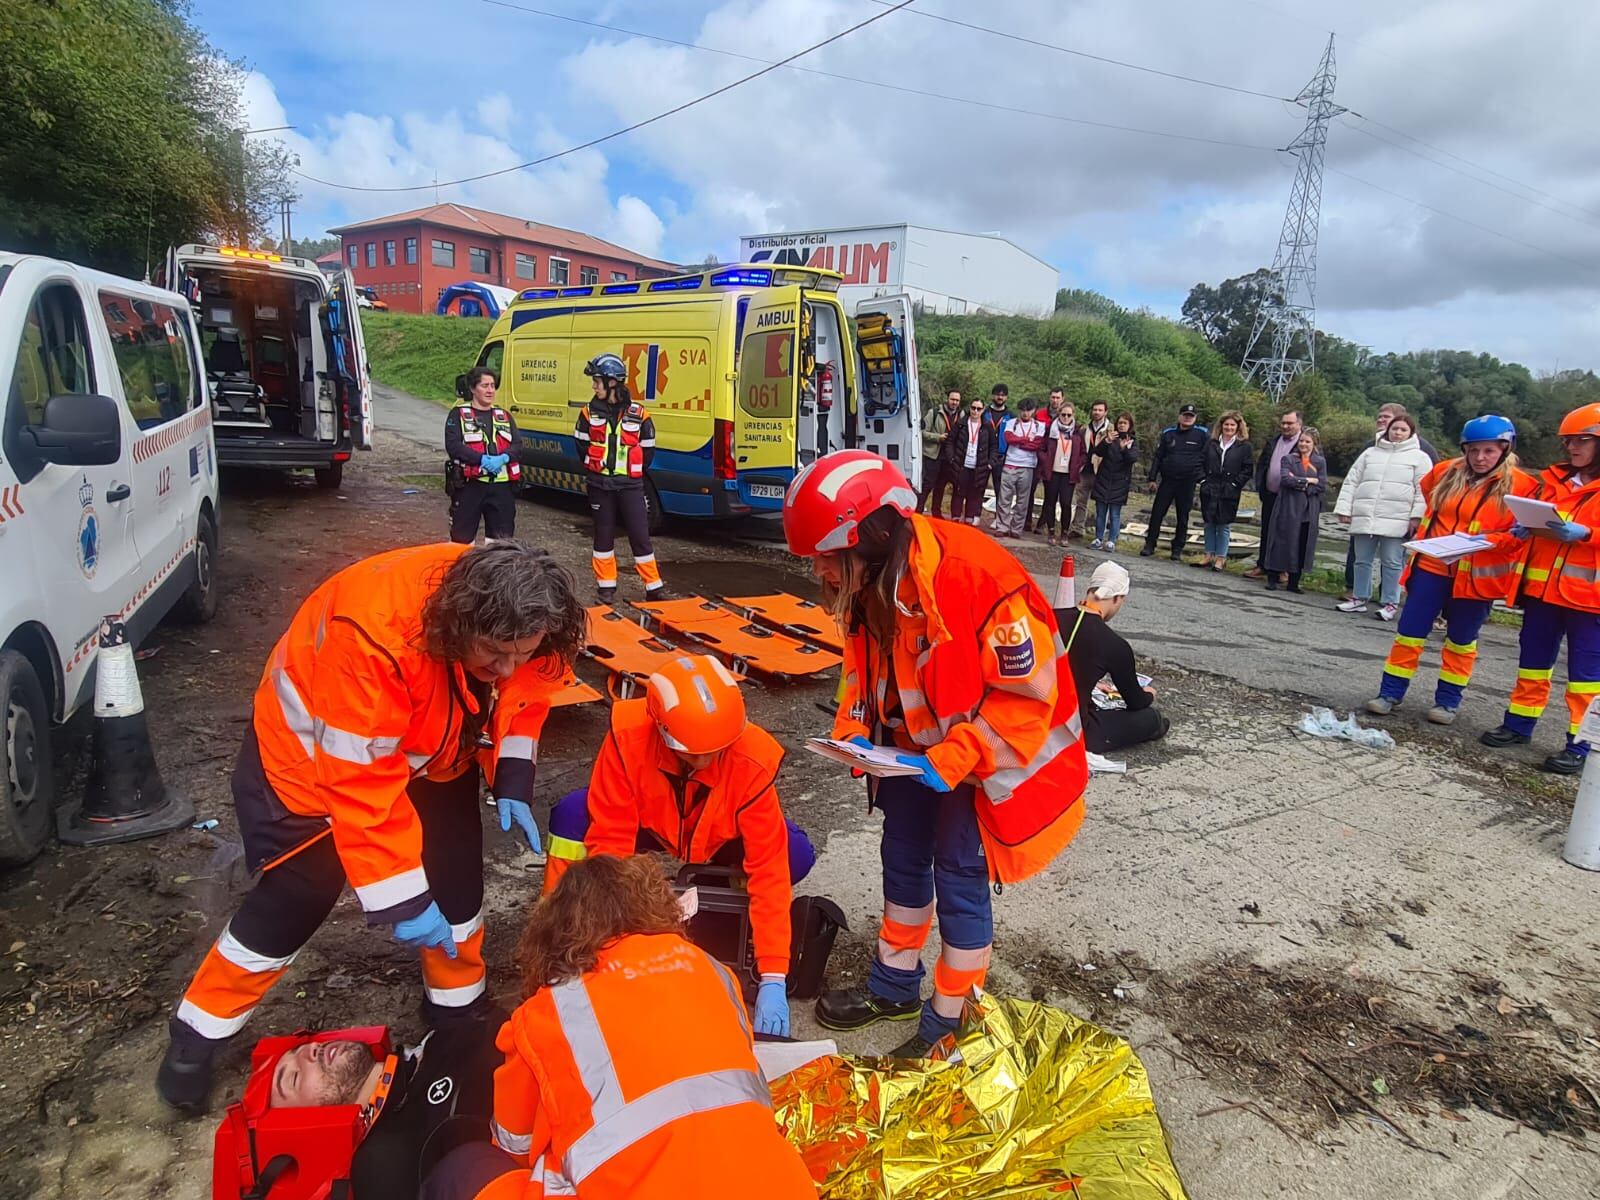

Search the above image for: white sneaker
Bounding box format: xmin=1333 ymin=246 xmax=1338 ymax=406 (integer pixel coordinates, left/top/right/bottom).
xmin=1376 ymin=604 xmax=1399 ymax=622
xmin=1089 ymin=539 xmax=1103 ymax=550
xmin=1336 ymin=598 xmax=1367 ymax=613
xmin=1427 ymin=705 xmax=1458 ymax=725
xmin=1364 ymin=696 xmax=1396 ymax=715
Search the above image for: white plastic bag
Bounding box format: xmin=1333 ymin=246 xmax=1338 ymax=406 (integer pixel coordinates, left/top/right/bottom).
xmin=1295 ymin=706 xmax=1396 ymax=750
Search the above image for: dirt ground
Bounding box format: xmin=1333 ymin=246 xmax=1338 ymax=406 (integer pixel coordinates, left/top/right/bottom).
xmin=1 ymin=420 xmax=1597 ymax=1199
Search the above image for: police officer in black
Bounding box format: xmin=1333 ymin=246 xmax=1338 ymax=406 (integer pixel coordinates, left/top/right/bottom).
xmin=444 ymin=366 xmax=521 ymax=543
xmin=1141 ymin=403 xmax=1209 ymax=559
xmin=573 ymin=353 xmax=665 ymax=602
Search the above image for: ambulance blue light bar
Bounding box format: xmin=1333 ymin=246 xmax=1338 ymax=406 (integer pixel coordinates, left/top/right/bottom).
xmin=710 ymin=267 xmax=772 ymax=288
xmin=519 ymin=288 xmax=560 ymax=300
xmin=648 ymin=276 xmax=703 ymax=292
xmin=558 ymin=286 xmax=593 ymax=297
xmin=602 ymin=282 xmax=640 ymax=294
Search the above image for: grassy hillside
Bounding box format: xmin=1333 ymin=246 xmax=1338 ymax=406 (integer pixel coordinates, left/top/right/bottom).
xmin=362 ymin=310 xmax=491 ymax=406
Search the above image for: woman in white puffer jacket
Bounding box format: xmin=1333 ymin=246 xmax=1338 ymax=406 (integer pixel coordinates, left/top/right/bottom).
xmin=1334 ymin=411 xmax=1431 ymax=620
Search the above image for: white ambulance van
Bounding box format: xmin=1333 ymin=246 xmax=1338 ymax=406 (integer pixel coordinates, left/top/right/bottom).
xmin=0 ymin=253 xmax=220 ymax=864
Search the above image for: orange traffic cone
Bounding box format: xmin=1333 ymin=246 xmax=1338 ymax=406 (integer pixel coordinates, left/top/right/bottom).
xmin=58 ymin=617 xmax=194 ymax=846
xmin=1053 ymin=554 xmax=1076 ymax=611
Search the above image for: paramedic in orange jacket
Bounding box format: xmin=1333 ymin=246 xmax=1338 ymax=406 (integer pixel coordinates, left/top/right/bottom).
xmin=785 ymin=449 xmax=1088 ymax=1057
xmin=542 ymin=655 xmax=815 ymax=1036
xmin=420 ymin=854 xmax=816 ymax=1200
xmin=1481 ymin=402 xmax=1600 ymax=774
xmin=1365 ymin=415 xmax=1537 ymax=723
xmin=157 ymin=542 xmax=588 ymax=1115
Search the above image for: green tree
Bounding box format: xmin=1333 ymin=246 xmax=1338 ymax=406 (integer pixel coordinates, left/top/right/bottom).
xmin=0 ymin=0 xmax=296 ymax=275
xmin=279 ymin=235 xmax=340 ymax=259
xmin=1179 ymin=268 xmax=1275 ymax=366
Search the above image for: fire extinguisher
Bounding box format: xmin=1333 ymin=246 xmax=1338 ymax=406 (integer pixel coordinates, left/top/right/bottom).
xmin=817 ymin=362 xmax=835 ymax=412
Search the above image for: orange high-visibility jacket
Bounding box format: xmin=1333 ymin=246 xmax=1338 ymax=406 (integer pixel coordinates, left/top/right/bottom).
xmin=490 ymin=932 xmax=817 ymax=1199
xmin=1519 ymin=465 xmax=1600 ymax=613
xmin=249 ymin=543 xmax=557 ymax=921
xmin=1403 ymin=459 xmax=1540 ymax=601
xmin=832 ymin=516 xmax=1088 ymax=883
xmin=587 ymin=703 xmax=793 ymax=976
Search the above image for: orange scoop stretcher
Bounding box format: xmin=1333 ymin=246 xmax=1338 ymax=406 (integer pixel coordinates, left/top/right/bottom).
xmin=583 ymin=605 xmax=688 ymax=698
xmin=550 ymin=669 xmax=604 ymax=708
xmin=724 ymin=593 xmax=845 ymax=654
xmin=633 ymin=597 xmax=841 ymax=679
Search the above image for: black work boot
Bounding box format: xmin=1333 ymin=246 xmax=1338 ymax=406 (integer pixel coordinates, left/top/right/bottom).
xmin=156 ymin=1019 xmax=223 ymax=1116
xmin=814 ymin=985 xmax=921 ymax=1031
xmin=1542 ymin=747 xmax=1586 ymax=775
xmin=887 ymin=1032 xmax=936 ymax=1058
xmin=1479 ymin=725 xmax=1532 ymax=748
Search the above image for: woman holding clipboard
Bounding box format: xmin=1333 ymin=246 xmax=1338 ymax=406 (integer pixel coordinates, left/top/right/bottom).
xmin=1481 ymin=404 xmax=1600 ymax=773
xmin=1364 ymin=416 xmax=1535 ymax=725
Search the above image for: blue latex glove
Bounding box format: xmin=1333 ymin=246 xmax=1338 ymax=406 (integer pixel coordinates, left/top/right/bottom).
xmin=392 ymin=902 xmax=457 ymax=957
xmin=497 ymin=798 xmax=542 ymax=854
xmin=480 ymin=452 xmax=509 ymax=473
xmin=846 ymin=735 xmax=876 ymax=751
xmin=1510 ymin=523 xmax=1531 ymax=539
xmin=754 ymin=979 xmax=790 ymax=1037
xmin=895 ymin=753 xmax=953 ymax=793
xmin=1552 ymin=520 xmax=1590 ymax=543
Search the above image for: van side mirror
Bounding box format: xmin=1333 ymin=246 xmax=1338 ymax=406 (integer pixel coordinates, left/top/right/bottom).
xmin=455 ymin=373 xmax=469 ymax=400
xmin=20 ymin=394 xmax=122 ymax=467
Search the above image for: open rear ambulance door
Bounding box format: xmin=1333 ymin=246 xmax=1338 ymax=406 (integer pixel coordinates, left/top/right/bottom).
xmin=851 ymin=295 xmax=921 ymax=489
xmin=333 ymin=268 xmax=374 ymax=450
xmin=732 ymin=286 xmax=804 ymax=509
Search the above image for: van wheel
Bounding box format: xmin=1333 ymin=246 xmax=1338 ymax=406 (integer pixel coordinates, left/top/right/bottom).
xmin=0 ymin=650 xmax=53 ymax=866
xmin=174 ymin=513 xmax=219 ymax=625
xmin=644 ymin=479 xmax=664 ymax=535
xmin=315 ymin=462 xmax=344 ymax=490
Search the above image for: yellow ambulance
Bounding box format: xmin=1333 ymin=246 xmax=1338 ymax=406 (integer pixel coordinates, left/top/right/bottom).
xmin=468 ymin=263 xmax=920 ymax=526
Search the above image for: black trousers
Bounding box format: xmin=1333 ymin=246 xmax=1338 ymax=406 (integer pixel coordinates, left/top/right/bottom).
xmin=1041 ymin=472 xmax=1073 ymax=534
xmin=1086 ymin=705 xmax=1167 ymax=754
xmin=952 ymin=466 xmax=985 ymax=521
xmin=918 ymin=457 xmax=956 ymax=518
xmin=1255 ymin=491 xmax=1277 ymax=569
xmin=1145 ymin=477 xmax=1197 ymax=555
xmin=229 ymin=769 xmax=484 ymax=960
xmin=1023 ymin=467 xmax=1047 ymax=529
xmin=589 ymin=484 xmax=651 ymax=559
xmin=449 ymin=483 xmax=516 ymax=544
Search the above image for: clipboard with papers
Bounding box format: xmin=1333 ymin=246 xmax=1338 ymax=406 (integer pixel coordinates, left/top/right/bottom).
xmin=1403 ymin=532 xmax=1493 ymax=564
xmin=1504 ymin=494 xmax=1565 ymax=531
xmin=804 ymin=737 xmax=922 ymax=777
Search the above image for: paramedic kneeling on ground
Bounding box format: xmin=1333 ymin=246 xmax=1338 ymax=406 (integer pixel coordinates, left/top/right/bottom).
xmin=786 ymin=449 xmax=1088 ymax=1057
xmin=159 ymin=542 xmax=587 ymax=1114
xmin=423 ymin=854 xmax=816 ymax=1200
xmin=1063 ymin=561 xmax=1169 ymax=754
xmin=542 ymin=654 xmax=816 ymax=1037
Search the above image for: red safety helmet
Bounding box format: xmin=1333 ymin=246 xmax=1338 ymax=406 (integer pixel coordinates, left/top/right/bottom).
xmin=1559 ymin=402 xmax=1600 ymax=438
xmin=783 ymin=449 xmax=918 ymax=557
xmin=647 ymin=654 xmax=746 ymax=755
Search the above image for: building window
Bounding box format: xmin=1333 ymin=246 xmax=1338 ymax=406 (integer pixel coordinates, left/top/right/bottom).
xmin=405 ymin=237 xmax=418 ymax=265
xmin=611 ymin=271 xmax=628 ymax=283
xmin=580 ymin=266 xmax=599 ymax=286
xmin=469 ymin=246 xmax=491 ymax=275
xmin=347 ymin=245 xmax=358 ymax=268
xmin=431 ymin=239 xmax=455 ymax=268
xmin=549 ymin=257 xmax=569 ymax=285
xmin=364 ymin=242 xmax=376 ymax=268
xmin=515 ymin=253 xmax=535 ymax=280
xmin=384 ymin=240 xmax=396 ymax=266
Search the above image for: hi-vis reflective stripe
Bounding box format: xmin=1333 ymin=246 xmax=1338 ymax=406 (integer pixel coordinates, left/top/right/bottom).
xmin=1526 ymin=567 xmax=1551 ymax=582
xmin=1561 ymin=562 xmax=1600 ymax=582
xmin=530 ymin=1155 xmax=577 ymax=1196
xmin=353 ymin=866 xmax=428 ymax=913
xmin=499 ymin=735 xmax=537 ymax=761
xmin=274 ymin=668 xmax=401 ymax=764
xmin=176 ymin=998 xmax=252 ymax=1039
xmin=547 ymin=966 xmax=769 ymax=1187
xmin=451 ymin=911 xmax=485 ymax=942
xmin=982 ymin=712 xmax=1084 ymax=802
xmin=495 ymin=1122 xmax=533 ymax=1155
xmin=216 ymin=927 xmax=296 ymax=974
xmin=425 ymin=978 xmax=487 ymax=1006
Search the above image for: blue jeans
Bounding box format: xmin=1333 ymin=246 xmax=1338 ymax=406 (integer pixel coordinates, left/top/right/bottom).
xmin=1352 ymin=533 xmax=1406 ymax=605
xmin=1203 ymin=522 xmax=1231 ymax=557
xmin=1094 ymin=502 xmax=1123 ymax=544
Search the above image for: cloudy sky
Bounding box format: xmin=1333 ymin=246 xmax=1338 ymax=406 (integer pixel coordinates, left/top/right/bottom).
xmin=197 ymin=0 xmax=1600 ymax=374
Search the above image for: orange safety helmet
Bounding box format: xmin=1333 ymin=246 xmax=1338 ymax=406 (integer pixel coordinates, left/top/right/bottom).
xmin=1559 ymin=402 xmax=1600 ymax=438
xmin=646 ymin=655 xmax=747 ymax=755
xmin=783 ymin=449 xmax=918 ymax=557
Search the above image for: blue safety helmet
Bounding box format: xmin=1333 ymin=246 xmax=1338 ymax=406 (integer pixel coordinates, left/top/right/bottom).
xmin=582 ymin=353 xmax=627 ymax=381
xmin=1460 ymin=414 xmax=1516 ymax=446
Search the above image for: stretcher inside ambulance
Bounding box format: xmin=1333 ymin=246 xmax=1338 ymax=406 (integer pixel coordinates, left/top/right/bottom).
xmin=165 ymin=245 xmax=372 ymax=489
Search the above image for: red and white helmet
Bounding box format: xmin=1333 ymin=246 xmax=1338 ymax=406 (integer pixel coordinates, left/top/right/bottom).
xmin=783 ymin=450 xmax=918 ymax=556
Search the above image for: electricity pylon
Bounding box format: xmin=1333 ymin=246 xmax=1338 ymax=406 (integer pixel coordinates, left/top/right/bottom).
xmin=1241 ymin=34 xmax=1344 ymax=405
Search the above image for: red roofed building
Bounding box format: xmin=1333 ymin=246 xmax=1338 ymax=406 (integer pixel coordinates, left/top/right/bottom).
xmin=327 ymin=203 xmax=679 ymax=314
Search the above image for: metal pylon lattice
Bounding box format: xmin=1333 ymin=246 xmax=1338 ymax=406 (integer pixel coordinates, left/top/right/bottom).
xmin=1240 ymin=34 xmax=1345 ymax=405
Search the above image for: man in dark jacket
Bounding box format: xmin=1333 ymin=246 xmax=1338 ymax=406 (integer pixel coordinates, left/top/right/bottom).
xmin=983 ymin=383 xmax=1011 ymax=510
xmin=1141 ymin=403 xmax=1209 ymax=559
xmin=918 ymin=390 xmax=962 ymax=517
xmin=1060 ymin=562 xmax=1167 ymax=754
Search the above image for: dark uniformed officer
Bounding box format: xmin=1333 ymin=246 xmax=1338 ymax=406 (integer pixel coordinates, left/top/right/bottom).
xmin=1141 ymin=403 xmax=1210 ymax=560
xmin=573 ymin=353 xmax=665 ymax=602
xmin=445 ymin=367 xmax=521 ymax=544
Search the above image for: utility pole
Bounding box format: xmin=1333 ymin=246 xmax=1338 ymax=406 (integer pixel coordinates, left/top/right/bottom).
xmin=1240 ymin=34 xmax=1345 ymax=405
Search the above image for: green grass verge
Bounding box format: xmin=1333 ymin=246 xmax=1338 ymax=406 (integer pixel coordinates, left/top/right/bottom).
xmin=397 ymin=473 xmax=447 ymax=491
xmin=363 ymin=310 xmax=493 ymax=407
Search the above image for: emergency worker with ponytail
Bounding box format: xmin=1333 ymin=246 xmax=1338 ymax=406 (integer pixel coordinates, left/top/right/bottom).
xmin=574 ymin=353 xmax=665 ymax=603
